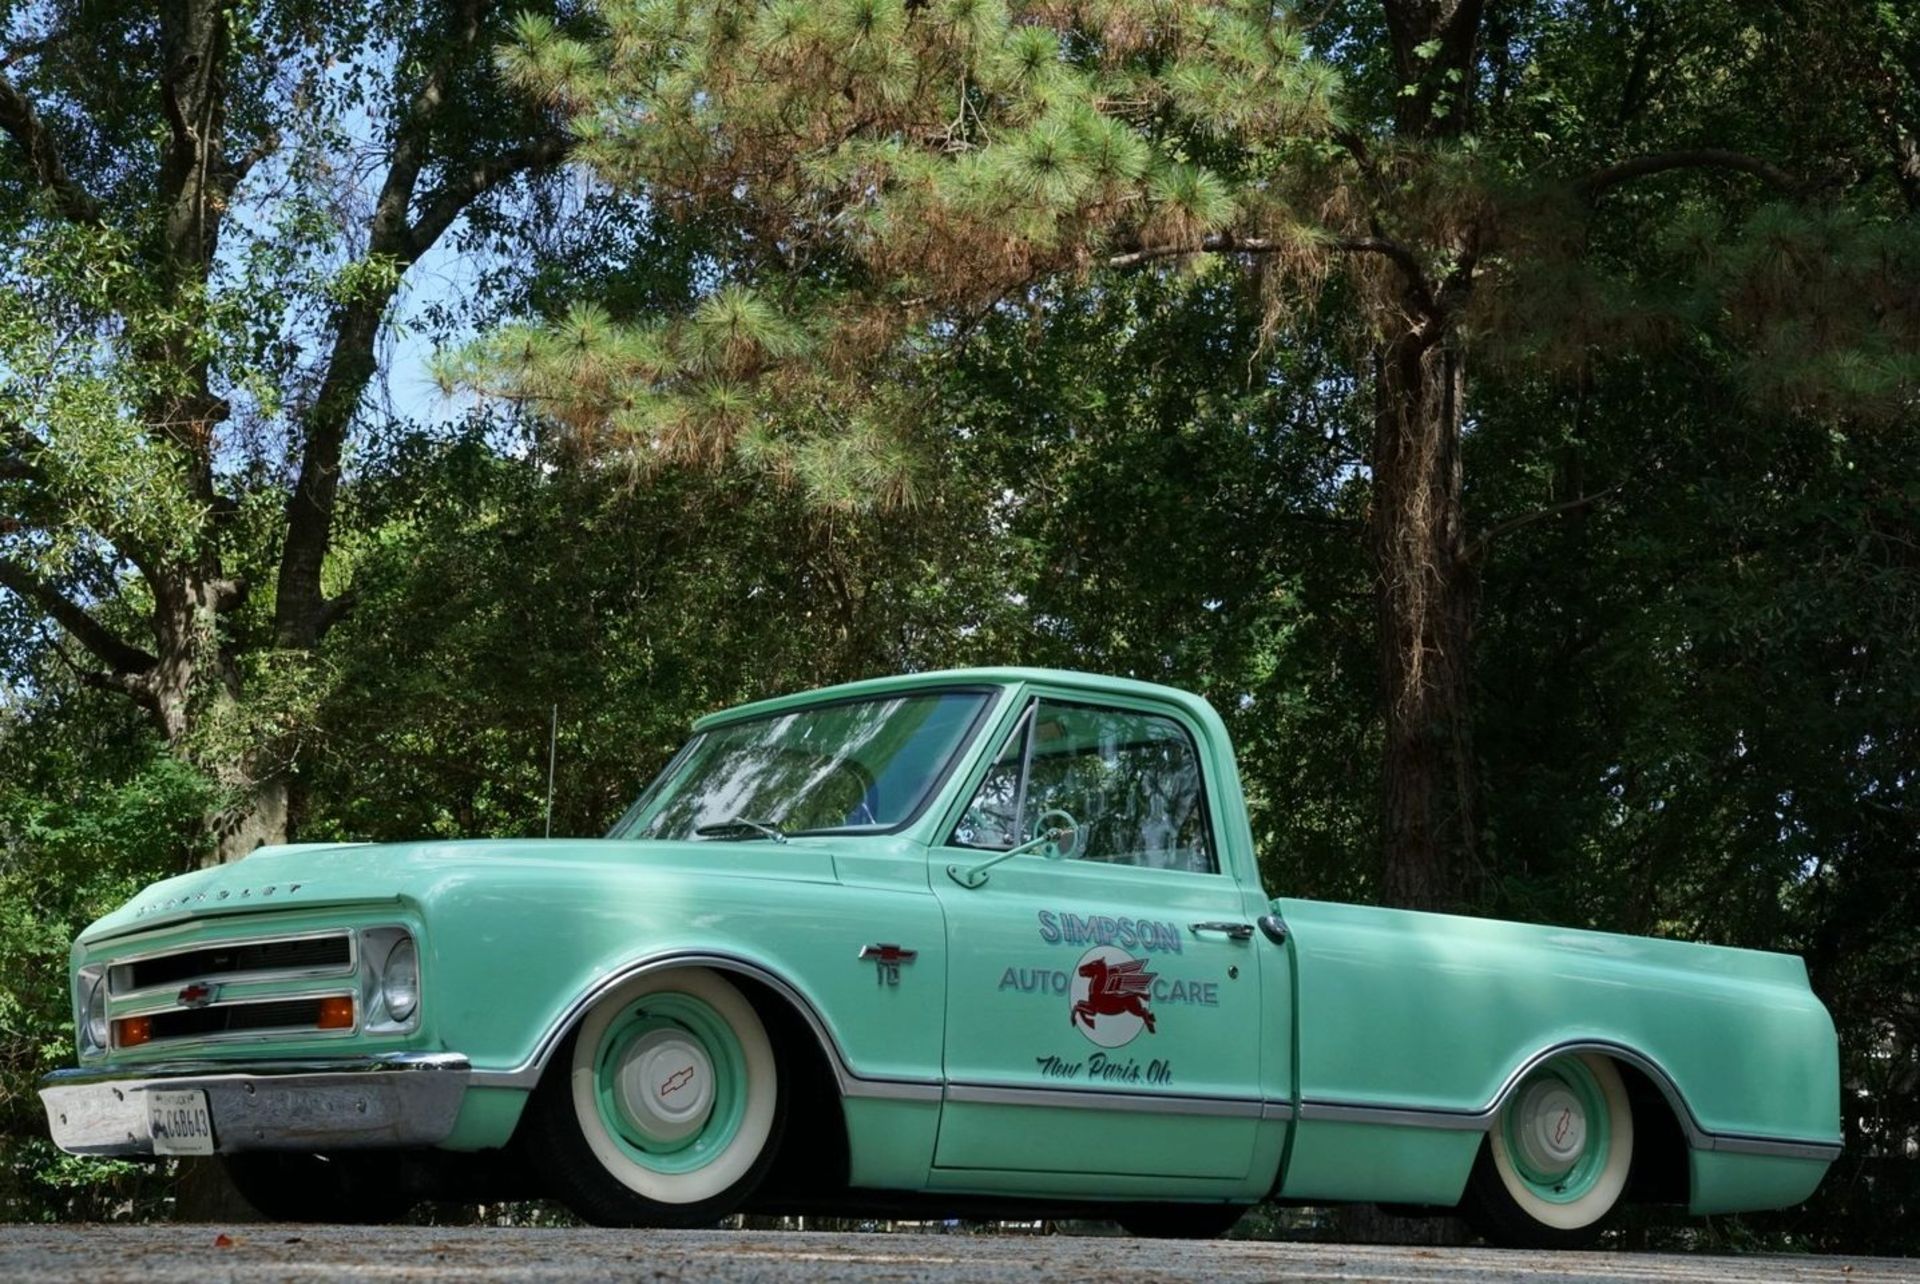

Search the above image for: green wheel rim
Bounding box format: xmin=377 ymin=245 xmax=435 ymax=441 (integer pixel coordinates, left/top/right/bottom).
xmin=1500 ymin=1057 xmax=1611 ymax=1204
xmin=591 ymin=991 xmax=748 ymax=1176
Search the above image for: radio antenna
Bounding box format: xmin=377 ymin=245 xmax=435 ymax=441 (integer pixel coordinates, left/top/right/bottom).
xmin=545 ymin=703 xmax=558 ymax=839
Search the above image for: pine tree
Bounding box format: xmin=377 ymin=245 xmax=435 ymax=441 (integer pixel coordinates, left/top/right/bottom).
xmin=468 ymin=0 xmax=1919 ymax=909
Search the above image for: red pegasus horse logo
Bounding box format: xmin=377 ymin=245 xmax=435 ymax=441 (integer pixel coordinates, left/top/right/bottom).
xmin=1071 ymin=953 xmax=1157 ymax=1037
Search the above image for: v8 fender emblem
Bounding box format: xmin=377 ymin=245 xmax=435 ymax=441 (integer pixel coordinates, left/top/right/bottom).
xmin=858 ymin=944 xmax=917 ymax=987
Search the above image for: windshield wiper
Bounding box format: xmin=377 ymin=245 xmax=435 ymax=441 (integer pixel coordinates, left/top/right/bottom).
xmin=694 ymin=817 xmax=789 ymax=844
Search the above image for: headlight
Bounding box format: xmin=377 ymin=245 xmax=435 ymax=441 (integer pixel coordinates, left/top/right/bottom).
xmin=380 ymin=938 xmax=419 ymax=1022
xmin=80 ymin=973 xmax=108 ymax=1054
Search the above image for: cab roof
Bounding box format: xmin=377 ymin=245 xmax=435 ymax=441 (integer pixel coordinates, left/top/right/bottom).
xmin=691 ymin=667 xmax=1224 ymax=731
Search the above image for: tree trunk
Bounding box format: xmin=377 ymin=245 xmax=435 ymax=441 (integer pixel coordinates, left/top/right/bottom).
xmin=205 ymin=773 xmax=291 ymax=867
xmin=1370 ymin=315 xmax=1478 ymax=912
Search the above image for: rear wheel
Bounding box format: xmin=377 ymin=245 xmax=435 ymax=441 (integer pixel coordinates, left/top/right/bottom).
xmin=1117 ymin=1202 xmax=1248 ymax=1239
xmin=523 ymin=967 xmax=785 ymax=1227
xmin=1465 ymin=1052 xmax=1634 ymax=1249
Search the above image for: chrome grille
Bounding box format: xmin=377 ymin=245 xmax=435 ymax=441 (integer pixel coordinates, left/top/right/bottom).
xmin=142 ymin=997 xmax=338 ymax=1042
xmin=108 ymin=930 xmax=353 ymax=997
xmin=80 ymin=923 xmax=418 ymax=1059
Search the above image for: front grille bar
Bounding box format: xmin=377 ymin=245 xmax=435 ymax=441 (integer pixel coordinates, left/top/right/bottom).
xmin=109 ymin=932 xmax=353 ymax=996
xmin=138 ymin=997 xmax=345 ymax=1044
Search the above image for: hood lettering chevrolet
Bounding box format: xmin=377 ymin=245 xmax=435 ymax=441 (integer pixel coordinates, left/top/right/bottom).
xmin=133 ymin=882 xmax=305 ymax=918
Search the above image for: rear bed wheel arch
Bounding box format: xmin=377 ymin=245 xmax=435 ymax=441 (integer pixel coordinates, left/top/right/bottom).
xmin=1488 ymin=1039 xmax=1707 ymax=1149
xmin=1480 ymin=1040 xmax=1701 ymax=1210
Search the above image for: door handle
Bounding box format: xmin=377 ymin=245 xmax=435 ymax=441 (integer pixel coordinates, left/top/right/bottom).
xmin=1189 ymin=921 xmax=1254 ymax=941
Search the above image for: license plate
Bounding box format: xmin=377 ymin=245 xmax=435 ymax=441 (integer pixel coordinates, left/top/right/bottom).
xmin=147 ymin=1089 xmax=214 ymax=1155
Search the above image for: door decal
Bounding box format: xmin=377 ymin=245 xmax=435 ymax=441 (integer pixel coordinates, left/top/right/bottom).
xmin=1070 ymin=946 xmax=1156 ymax=1046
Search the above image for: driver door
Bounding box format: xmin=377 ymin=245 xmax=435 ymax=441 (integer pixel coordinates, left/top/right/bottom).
xmin=930 ymin=693 xmax=1264 ymax=1180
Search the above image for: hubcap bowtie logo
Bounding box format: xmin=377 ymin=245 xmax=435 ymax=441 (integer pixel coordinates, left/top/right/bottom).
xmin=658 ymin=1066 xmax=696 ymax=1099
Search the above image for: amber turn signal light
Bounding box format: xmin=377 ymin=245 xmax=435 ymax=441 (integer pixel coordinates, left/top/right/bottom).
xmin=316 ymin=996 xmax=354 ymax=1030
xmin=115 ymin=1015 xmax=151 ymax=1048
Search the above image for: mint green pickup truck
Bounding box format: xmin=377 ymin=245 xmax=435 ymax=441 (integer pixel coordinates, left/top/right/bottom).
xmin=41 ymin=668 xmax=1840 ymax=1245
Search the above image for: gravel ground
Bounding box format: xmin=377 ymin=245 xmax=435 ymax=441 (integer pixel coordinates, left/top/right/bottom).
xmin=0 ymin=1227 xmax=1912 ymax=1284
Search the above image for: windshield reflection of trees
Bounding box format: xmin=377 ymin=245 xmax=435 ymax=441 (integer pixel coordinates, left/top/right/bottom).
xmin=640 ymin=694 xmax=978 ymax=839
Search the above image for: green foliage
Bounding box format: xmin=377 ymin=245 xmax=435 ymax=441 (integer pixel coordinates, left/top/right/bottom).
xmin=295 ymin=419 xmax=1019 ymax=842
xmin=2 ymin=0 xmax=1917 ymax=1251
xmin=0 ymin=690 xmax=211 ymax=1220
xmin=456 ymin=0 xmax=1340 ymax=498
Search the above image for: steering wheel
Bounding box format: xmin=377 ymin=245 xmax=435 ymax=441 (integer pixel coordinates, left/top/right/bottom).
xmin=1032 ymin=809 xmax=1080 ymax=860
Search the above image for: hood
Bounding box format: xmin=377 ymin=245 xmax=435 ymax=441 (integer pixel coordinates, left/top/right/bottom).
xmin=80 ymin=836 xmax=838 ymax=944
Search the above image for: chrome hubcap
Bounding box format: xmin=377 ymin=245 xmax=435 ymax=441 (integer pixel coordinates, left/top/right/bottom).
xmin=1513 ymin=1079 xmax=1587 ymax=1176
xmin=613 ymin=1029 xmax=715 ymax=1145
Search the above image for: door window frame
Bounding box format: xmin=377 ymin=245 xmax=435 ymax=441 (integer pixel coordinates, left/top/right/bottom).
xmin=932 ymin=685 xmax=1229 ymax=879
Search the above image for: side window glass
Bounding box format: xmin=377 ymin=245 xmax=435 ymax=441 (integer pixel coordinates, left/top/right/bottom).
xmin=949 ymin=700 xmax=1215 ymax=874
xmin=949 ymin=710 xmax=1029 ymax=850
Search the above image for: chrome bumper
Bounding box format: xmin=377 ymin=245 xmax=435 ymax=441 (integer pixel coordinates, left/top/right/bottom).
xmin=39 ymin=1053 xmax=469 ymax=1157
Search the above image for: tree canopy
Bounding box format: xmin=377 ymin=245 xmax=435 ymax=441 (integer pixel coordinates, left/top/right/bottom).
xmin=1 ymin=0 xmax=1915 ymax=1249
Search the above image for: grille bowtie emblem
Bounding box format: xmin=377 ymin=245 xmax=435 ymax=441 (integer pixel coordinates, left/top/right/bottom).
xmin=177 ymin=982 xmax=218 ymax=1008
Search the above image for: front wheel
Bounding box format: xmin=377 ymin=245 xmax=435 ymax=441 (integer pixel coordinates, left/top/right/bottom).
xmin=522 ymin=967 xmax=785 ymax=1227
xmin=1464 ymin=1052 xmax=1634 ymax=1249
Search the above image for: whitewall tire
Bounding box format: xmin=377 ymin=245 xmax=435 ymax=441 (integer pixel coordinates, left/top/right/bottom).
xmin=1466 ymin=1052 xmax=1635 ymax=1248
xmin=524 ymin=967 xmax=784 ymax=1226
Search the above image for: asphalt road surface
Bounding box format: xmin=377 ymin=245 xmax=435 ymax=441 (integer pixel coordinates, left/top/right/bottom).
xmin=1 ymin=1227 xmax=1913 ymax=1283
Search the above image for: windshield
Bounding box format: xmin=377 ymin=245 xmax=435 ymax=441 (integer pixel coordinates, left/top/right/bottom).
xmin=611 ymin=690 xmax=992 ymax=840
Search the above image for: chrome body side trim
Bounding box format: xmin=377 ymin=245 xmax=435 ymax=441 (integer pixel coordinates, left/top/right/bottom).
xmin=1296 ymin=1100 xmax=1485 ymax=1131
xmin=38 ymin=1053 xmax=469 ymax=1157
xmin=945 ymin=1082 xmax=1286 ymax=1120
xmin=1705 ymin=1133 xmax=1844 ymax=1162
xmin=1298 ymin=1038 xmax=1843 ymax=1162
xmin=840 ymin=1077 xmax=946 ymax=1104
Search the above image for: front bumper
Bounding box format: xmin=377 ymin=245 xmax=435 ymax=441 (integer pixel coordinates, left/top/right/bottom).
xmin=39 ymin=1053 xmax=469 ymax=1157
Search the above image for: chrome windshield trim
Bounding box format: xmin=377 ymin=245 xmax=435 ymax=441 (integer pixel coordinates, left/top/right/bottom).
xmin=612 ymin=685 xmax=1006 ymax=842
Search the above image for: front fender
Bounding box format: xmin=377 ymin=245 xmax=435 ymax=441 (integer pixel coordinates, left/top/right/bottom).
xmin=414 ymin=848 xmax=947 ymax=1094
